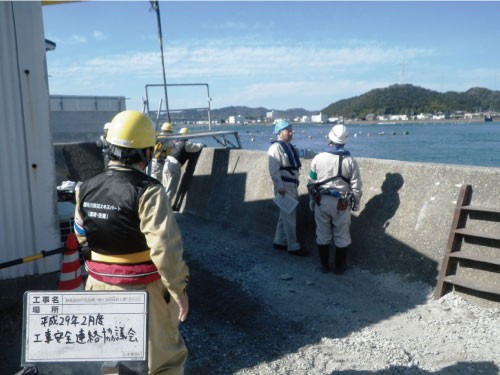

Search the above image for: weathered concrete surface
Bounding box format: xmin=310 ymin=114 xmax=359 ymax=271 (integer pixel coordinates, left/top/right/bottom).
xmin=178 ymin=148 xmax=500 ymax=288
xmin=54 ymin=142 xmax=104 ymax=184
xmin=52 ymin=144 xmax=500 ymax=292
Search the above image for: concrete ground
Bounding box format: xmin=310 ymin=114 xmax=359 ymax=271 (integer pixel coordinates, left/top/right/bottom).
xmin=1 ymin=213 xmax=499 ymax=375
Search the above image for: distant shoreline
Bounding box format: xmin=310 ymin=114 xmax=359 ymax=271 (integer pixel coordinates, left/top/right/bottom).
xmin=219 ymin=118 xmax=499 ymax=127
xmin=345 ymin=118 xmax=499 ymax=126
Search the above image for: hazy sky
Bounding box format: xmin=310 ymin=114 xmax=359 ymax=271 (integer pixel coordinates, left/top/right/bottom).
xmin=42 ymin=1 xmax=500 ymax=112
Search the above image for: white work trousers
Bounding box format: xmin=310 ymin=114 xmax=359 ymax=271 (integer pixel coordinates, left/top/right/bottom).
xmin=314 ymin=195 xmax=352 ymax=248
xmin=162 ymin=159 xmax=182 ymax=203
xmin=273 ymin=182 xmax=301 ymax=251
xmin=150 ymin=159 xmax=165 ymax=182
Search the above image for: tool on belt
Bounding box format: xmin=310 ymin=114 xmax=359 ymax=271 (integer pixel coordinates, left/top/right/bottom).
xmin=336 ymin=191 xmax=353 ymax=211
xmin=308 ymin=154 xmax=353 ymax=208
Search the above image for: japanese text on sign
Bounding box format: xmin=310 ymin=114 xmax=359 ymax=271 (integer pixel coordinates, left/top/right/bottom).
xmin=22 ymin=291 xmax=148 ymax=364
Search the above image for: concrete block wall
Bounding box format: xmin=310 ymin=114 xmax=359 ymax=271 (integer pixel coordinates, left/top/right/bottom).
xmin=179 ymin=148 xmax=500 ymax=286
xmin=53 ymin=144 xmax=500 ymax=289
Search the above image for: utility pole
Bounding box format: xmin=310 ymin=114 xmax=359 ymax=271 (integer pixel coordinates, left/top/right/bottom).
xmin=400 ymin=61 xmax=405 ymax=85
xmin=150 ymin=0 xmax=171 ymax=122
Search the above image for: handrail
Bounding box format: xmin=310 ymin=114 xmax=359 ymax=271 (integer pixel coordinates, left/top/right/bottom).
xmin=158 ymin=130 xmax=242 ymax=149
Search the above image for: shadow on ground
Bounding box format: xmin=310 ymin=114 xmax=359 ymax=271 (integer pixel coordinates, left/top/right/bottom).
xmin=331 ymin=362 xmax=499 ymax=375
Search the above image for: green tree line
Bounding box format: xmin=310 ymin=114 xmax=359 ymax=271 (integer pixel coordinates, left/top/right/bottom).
xmin=322 ymin=84 xmax=500 ymax=120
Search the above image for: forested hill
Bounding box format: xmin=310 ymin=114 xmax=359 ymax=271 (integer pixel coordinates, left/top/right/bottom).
xmin=322 ymin=84 xmax=500 ymax=119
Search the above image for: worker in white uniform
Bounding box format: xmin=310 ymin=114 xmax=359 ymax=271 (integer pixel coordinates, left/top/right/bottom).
xmin=96 ymin=122 xmax=110 ymax=168
xmin=308 ymin=124 xmax=362 ymax=274
xmin=151 ymin=122 xmax=174 ymax=181
xmin=268 ymin=120 xmax=308 ymax=256
xmin=162 ymin=127 xmax=204 ymax=203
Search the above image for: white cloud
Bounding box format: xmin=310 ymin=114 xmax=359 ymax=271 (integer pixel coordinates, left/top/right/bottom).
xmin=161 ymin=43 xmax=434 ymax=80
xmin=92 ymin=31 xmax=107 ymax=41
xmin=218 ymin=79 xmax=392 ymax=110
xmin=207 ymin=21 xmax=267 ymax=31
xmin=70 ymin=34 xmax=87 ymax=44
xmin=52 ymin=37 xmax=500 ymax=110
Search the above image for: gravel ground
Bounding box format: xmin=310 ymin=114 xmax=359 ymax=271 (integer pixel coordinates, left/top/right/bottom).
xmin=2 ymin=212 xmax=499 ymax=374
xmin=176 ymin=213 xmax=500 ymax=375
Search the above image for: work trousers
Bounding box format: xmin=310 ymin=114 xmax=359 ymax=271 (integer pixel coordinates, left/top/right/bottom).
xmin=273 ymin=182 xmax=301 ymax=251
xmin=86 ymin=276 xmax=188 ymax=375
xmin=314 ymin=195 xmax=352 ymax=248
xmin=150 ymin=159 xmax=165 ymax=182
xmin=162 ymin=160 xmax=181 ymax=203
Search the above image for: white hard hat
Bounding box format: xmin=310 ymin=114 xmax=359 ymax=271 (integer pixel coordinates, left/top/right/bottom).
xmin=103 ymin=122 xmax=111 ymax=130
xmin=328 ymin=124 xmax=349 ymax=145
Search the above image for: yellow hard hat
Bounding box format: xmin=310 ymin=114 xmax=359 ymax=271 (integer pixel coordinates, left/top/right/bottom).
xmin=179 ymin=127 xmax=190 ymax=135
xmin=106 ymin=110 xmax=155 ymax=149
xmin=161 ymin=122 xmax=173 ymax=133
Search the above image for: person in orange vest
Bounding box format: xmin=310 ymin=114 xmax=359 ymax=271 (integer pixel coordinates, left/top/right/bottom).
xmin=73 ymin=110 xmax=190 ymax=374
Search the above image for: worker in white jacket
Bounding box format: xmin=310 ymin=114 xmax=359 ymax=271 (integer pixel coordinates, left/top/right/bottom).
xmin=308 ymin=124 xmax=362 ymax=274
xmin=268 ymin=120 xmax=308 ymax=256
xmin=162 ymin=127 xmax=204 ymax=203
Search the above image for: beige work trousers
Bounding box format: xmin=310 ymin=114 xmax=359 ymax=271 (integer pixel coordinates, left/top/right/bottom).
xmin=162 ymin=160 xmax=182 ymax=203
xmin=86 ymin=276 xmax=188 ymax=375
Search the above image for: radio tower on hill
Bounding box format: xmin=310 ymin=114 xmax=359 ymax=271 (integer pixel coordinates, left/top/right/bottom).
xmin=400 ymin=61 xmax=406 ymax=85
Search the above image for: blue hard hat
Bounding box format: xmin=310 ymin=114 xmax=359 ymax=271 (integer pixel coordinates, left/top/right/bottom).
xmin=274 ymin=120 xmax=291 ymax=136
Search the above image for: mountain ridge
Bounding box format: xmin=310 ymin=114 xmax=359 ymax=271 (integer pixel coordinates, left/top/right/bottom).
xmin=176 ymin=84 xmax=500 ymax=122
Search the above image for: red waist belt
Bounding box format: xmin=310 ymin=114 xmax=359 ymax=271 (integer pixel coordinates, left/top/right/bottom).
xmin=85 ymin=260 xmax=160 ymax=285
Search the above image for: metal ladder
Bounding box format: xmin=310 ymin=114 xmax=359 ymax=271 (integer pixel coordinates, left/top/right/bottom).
xmin=435 ymin=184 xmax=500 ymax=300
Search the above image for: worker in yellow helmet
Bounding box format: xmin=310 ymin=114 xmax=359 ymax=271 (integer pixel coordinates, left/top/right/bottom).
xmin=73 ymin=110 xmax=190 ymax=374
xmin=162 ymin=127 xmax=205 ymax=205
xmin=151 ymin=122 xmax=174 ymax=181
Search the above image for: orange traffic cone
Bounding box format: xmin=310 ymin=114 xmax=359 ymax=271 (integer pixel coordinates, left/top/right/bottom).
xmin=58 ymin=233 xmax=84 ymax=291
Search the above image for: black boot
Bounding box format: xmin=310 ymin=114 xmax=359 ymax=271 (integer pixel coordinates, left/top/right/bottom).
xmin=334 ymin=246 xmax=348 ymax=275
xmin=318 ymin=244 xmax=330 ymax=273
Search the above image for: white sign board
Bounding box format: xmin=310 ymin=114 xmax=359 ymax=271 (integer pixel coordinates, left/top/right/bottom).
xmin=22 ymin=291 xmax=148 ymax=364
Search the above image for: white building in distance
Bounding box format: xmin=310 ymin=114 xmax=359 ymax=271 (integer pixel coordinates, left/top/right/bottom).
xmin=311 ymin=112 xmax=327 ymax=123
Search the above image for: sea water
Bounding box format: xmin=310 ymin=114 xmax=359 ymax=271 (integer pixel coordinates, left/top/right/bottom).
xmin=58 ymin=121 xmax=499 ymax=168
xmin=193 ymin=122 xmax=500 ymax=168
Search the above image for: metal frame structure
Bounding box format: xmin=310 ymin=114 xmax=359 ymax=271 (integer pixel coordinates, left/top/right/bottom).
xmin=143 ymin=82 xmax=241 ymax=149
xmin=144 ymin=83 xmax=212 ymax=130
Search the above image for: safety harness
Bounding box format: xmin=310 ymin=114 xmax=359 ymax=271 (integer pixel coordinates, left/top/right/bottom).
xmin=153 ymin=140 xmax=171 ymax=162
xmin=308 ymin=148 xmax=352 ymax=208
xmin=277 ymin=141 xmax=301 ymax=185
xmin=85 ymin=261 xmax=160 ymax=285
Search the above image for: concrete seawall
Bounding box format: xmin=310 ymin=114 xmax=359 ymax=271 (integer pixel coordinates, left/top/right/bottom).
xmin=178 ymin=148 xmax=500 ymax=288
xmin=55 ymin=144 xmax=500 ymax=289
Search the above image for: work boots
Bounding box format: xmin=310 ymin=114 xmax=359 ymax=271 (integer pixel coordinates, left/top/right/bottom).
xmin=334 ymin=246 xmax=348 ymax=275
xmin=317 ymin=244 xmax=330 ymax=273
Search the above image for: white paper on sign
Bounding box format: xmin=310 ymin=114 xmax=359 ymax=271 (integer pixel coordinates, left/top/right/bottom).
xmin=273 ymin=194 xmax=298 ymax=215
